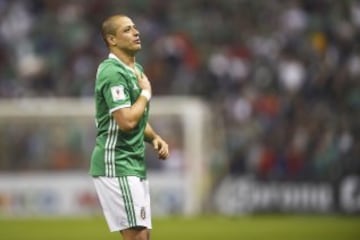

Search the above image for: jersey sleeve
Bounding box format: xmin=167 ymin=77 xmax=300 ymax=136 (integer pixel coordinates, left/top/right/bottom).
xmin=99 ymin=64 xmax=131 ymax=113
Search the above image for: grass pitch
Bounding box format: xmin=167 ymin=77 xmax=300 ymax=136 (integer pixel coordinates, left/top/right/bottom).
xmin=1 ymin=215 xmax=359 ymax=240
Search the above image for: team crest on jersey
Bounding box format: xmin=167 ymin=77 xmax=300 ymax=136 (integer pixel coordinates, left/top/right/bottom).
xmin=111 ymin=85 xmax=125 ymax=101
xmin=140 ymin=207 xmax=146 ymax=220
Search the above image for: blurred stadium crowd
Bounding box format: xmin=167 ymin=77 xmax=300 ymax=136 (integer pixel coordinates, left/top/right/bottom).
xmin=0 ymin=0 xmax=359 ymax=181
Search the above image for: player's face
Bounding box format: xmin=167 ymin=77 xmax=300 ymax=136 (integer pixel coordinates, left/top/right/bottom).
xmin=112 ymin=16 xmax=141 ymax=54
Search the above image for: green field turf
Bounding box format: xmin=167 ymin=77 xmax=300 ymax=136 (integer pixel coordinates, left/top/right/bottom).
xmin=1 ymin=215 xmax=359 ymax=240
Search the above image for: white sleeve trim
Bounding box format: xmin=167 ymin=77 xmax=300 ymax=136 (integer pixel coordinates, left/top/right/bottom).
xmin=109 ymin=103 xmax=131 ymax=114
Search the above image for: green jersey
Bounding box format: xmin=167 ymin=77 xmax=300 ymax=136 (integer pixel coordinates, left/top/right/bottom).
xmin=90 ymin=53 xmax=149 ymax=178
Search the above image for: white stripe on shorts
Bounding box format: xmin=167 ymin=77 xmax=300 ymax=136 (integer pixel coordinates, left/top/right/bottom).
xmin=118 ymin=176 xmax=136 ymax=226
xmin=93 ymin=176 xmax=152 ymax=232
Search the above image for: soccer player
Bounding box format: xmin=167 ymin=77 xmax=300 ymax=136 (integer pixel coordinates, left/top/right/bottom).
xmin=90 ymin=14 xmax=170 ymax=240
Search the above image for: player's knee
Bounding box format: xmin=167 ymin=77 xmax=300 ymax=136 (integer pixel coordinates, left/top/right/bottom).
xmin=134 ymin=228 xmax=149 ymax=240
xmin=120 ymin=226 xmax=149 ymax=240
xmin=134 ymin=235 xmax=149 ymax=240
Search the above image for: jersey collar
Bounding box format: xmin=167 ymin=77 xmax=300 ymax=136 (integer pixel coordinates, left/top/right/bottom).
xmin=108 ymin=53 xmax=136 ymax=73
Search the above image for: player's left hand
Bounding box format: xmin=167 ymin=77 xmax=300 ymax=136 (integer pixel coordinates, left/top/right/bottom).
xmin=152 ymin=136 xmax=169 ymax=160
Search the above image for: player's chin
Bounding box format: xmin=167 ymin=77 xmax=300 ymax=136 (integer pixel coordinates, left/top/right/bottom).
xmin=133 ymin=44 xmax=142 ymax=51
xmin=128 ymin=45 xmax=141 ymax=55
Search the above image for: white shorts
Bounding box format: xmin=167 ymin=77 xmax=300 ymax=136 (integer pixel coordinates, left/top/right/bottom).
xmin=93 ymin=176 xmax=152 ymax=232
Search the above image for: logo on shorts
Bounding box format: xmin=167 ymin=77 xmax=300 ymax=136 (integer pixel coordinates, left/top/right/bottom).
xmin=140 ymin=207 xmax=146 ymax=220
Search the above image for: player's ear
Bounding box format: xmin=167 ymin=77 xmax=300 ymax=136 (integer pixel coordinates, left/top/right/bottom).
xmin=107 ymin=34 xmax=116 ymax=46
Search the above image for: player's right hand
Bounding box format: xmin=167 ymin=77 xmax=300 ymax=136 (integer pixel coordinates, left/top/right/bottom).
xmin=137 ymin=72 xmax=152 ymax=97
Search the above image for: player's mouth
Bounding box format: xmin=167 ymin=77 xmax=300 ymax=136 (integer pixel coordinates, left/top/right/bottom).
xmin=134 ymin=38 xmax=141 ymax=44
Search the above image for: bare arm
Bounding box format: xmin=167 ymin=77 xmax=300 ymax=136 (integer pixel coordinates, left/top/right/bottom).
xmin=112 ymin=96 xmax=148 ymax=131
xmin=112 ymin=72 xmax=151 ymax=132
xmin=144 ymin=123 xmax=170 ymax=160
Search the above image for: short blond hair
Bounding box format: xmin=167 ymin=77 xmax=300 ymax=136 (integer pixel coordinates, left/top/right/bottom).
xmin=101 ymin=14 xmax=127 ymax=47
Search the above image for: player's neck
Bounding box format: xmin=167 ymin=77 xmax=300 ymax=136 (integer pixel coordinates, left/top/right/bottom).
xmin=111 ymin=49 xmax=136 ymax=69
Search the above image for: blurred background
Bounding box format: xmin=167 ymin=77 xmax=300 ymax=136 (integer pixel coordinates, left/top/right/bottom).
xmin=0 ymin=0 xmax=360 ymax=220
